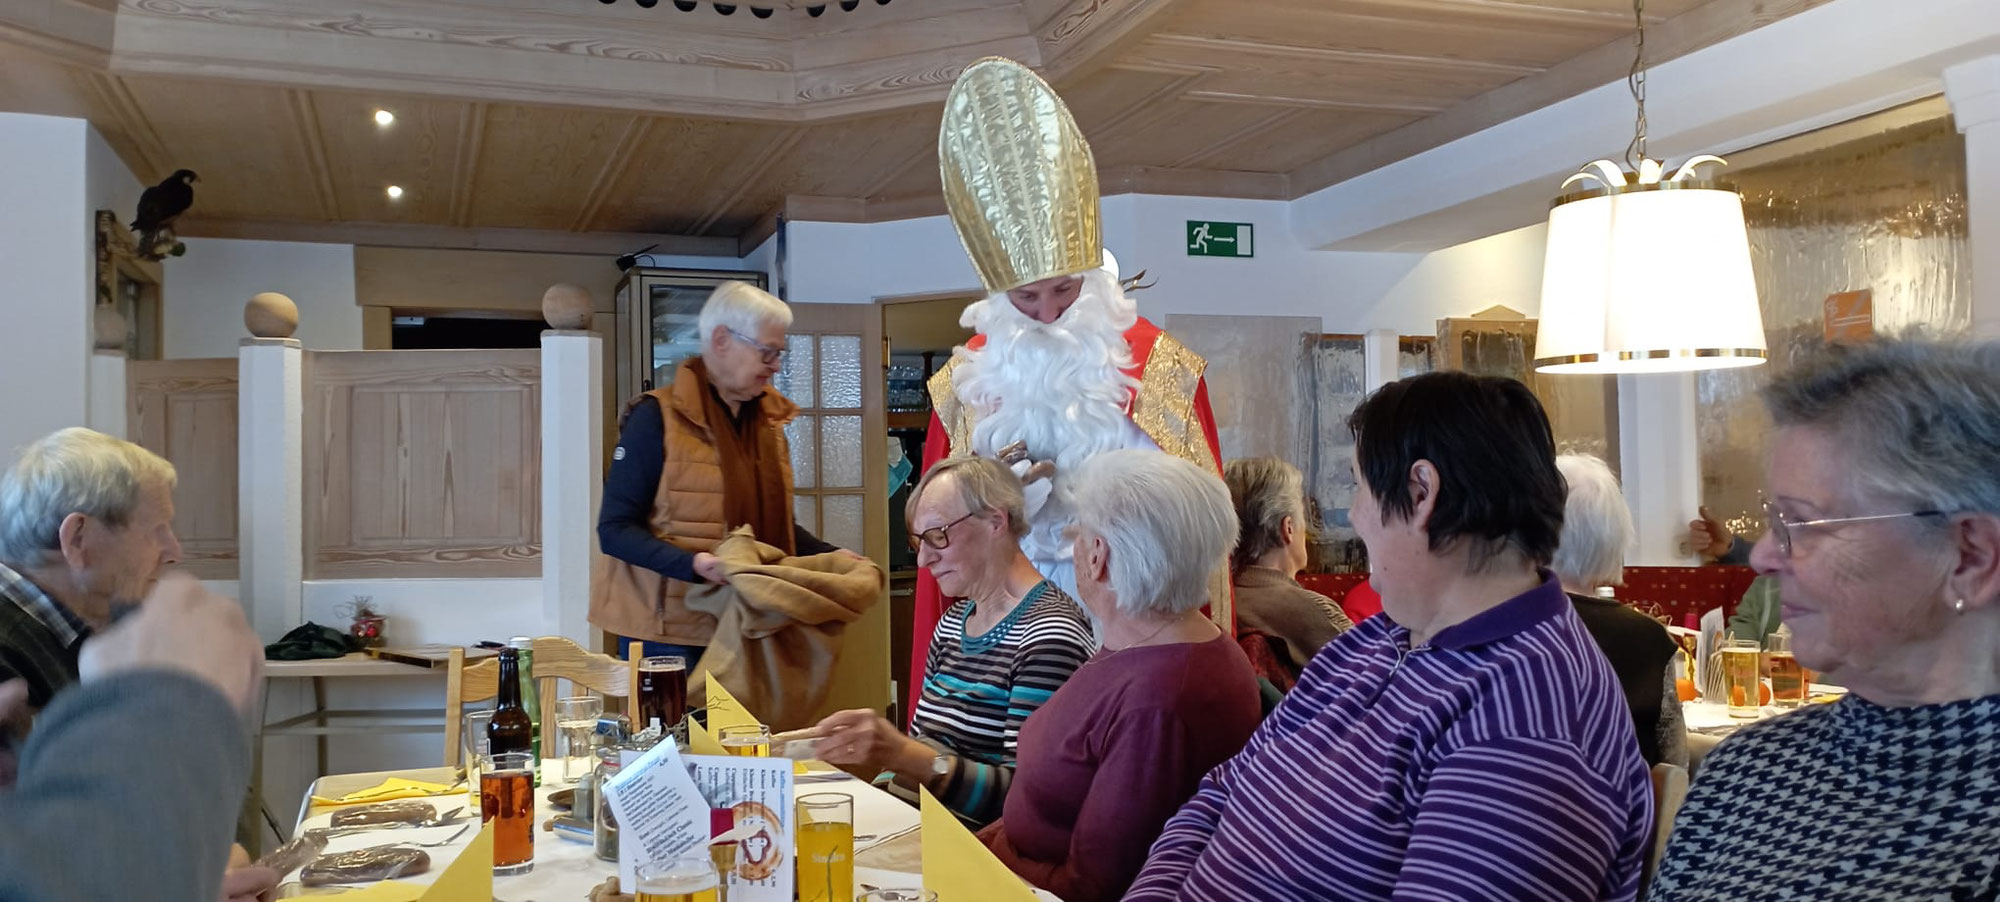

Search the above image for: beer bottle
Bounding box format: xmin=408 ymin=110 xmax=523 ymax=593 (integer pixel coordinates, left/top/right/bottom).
xmin=488 ymin=648 xmax=535 ymax=769
xmin=508 ymin=637 xmax=542 ymax=785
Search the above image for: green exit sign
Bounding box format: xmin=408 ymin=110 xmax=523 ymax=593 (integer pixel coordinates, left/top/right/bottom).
xmin=1187 ymin=220 xmax=1254 ymax=257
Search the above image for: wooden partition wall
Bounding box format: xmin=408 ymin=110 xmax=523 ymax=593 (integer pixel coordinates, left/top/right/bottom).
xmin=305 ymin=349 xmax=542 ymax=578
xmin=128 ymin=358 xmax=240 ymax=579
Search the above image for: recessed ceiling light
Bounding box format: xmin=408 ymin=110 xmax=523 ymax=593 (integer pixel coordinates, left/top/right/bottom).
xmin=385 ymin=185 xmax=404 ymax=199
xmin=374 ymin=109 xmax=395 ymax=126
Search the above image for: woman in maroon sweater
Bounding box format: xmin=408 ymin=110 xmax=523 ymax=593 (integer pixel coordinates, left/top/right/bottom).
xmin=978 ymin=450 xmax=1261 ymax=902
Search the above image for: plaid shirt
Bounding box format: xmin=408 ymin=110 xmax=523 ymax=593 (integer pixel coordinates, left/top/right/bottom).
xmin=0 ymin=562 xmax=91 ymax=708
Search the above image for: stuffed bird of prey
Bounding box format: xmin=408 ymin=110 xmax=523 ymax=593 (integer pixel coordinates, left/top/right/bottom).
xmin=132 ymin=169 xmax=197 ymax=260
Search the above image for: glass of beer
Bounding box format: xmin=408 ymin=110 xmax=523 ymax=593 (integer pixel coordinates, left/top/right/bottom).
xmin=634 ymin=854 xmax=720 ymax=902
xmin=1721 ymin=638 xmax=1764 ymax=719
xmin=637 ymin=656 xmax=689 ymax=736
xmin=1767 ymin=631 xmax=1806 ymax=708
xmin=462 ymin=710 xmax=493 ymax=806
xmin=718 ymin=724 xmax=771 ymax=757
xmin=556 ymin=696 xmax=604 ymax=782
xmin=480 ymin=751 xmax=536 ymax=875
xmin=796 ymin=793 xmax=853 ymax=902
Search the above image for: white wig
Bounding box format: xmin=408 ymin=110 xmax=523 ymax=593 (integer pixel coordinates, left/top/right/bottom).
xmin=1070 ymin=450 xmax=1238 ymax=616
xmin=1552 ymin=453 xmax=1634 ymax=589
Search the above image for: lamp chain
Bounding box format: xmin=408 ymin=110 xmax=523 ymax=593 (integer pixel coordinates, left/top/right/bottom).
xmin=1625 ymin=0 xmax=1648 ymax=171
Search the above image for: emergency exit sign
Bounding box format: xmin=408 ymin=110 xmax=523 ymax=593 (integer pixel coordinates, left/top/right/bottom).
xmin=1186 ymin=220 xmax=1254 ymax=257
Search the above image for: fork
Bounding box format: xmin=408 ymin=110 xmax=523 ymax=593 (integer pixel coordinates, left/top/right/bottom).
xmin=376 ymin=824 xmax=472 ymax=849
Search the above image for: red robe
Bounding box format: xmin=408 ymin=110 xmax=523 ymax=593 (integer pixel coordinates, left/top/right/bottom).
xmin=906 ymin=316 xmax=1224 ymax=721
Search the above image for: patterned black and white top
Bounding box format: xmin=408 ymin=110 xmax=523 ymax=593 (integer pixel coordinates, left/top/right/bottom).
xmin=1652 ymin=692 xmax=2000 ymax=900
xmin=908 ymin=581 xmax=1095 ymax=827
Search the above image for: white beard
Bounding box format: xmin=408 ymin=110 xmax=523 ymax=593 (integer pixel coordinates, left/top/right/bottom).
xmin=951 ymin=269 xmax=1146 ymax=579
xmin=952 ymin=269 xmax=1139 ymax=471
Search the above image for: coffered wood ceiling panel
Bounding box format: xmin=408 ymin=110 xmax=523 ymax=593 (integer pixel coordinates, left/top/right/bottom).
xmin=0 ymin=0 xmax=1825 ymax=250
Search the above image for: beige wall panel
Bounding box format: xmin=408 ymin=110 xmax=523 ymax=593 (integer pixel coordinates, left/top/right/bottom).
xmin=127 ymin=358 xmax=239 ymax=579
xmin=354 ymin=247 xmax=623 ymax=316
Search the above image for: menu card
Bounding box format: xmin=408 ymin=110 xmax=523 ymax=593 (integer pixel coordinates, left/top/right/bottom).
xmin=601 ymin=740 xmax=795 ymax=902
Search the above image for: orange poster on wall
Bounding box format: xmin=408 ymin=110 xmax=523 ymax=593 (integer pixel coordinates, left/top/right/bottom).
xmin=1823 ymin=289 xmax=1873 ymax=342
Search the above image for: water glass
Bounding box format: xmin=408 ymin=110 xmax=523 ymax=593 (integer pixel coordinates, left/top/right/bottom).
xmin=480 ymin=751 xmax=536 ymax=875
xmin=462 ymin=709 xmax=493 ymax=806
xmin=795 ymin=793 xmax=853 ymax=902
xmin=556 ymin=696 xmax=604 ymax=782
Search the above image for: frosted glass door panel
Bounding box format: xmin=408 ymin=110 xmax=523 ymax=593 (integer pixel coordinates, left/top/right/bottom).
xmin=819 ymin=335 xmax=863 ymax=409
xmin=821 ymin=416 xmax=863 ymax=488
xmin=786 ymin=417 xmax=817 ymax=489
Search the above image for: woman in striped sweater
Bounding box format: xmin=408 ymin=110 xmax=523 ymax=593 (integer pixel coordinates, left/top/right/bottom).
xmin=1127 ymin=372 xmax=1654 ymax=901
xmin=812 ymin=456 xmax=1093 ymax=826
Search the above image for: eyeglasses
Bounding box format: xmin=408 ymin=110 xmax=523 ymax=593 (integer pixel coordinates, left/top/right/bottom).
xmin=908 ymin=511 xmax=980 ymax=553
xmin=726 ymin=328 xmax=786 ymax=364
xmin=1761 ymin=499 xmax=1947 ymax=557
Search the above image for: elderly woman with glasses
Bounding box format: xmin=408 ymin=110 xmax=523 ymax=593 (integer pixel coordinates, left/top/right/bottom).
xmin=810 ymin=456 xmax=1093 ymax=827
xmin=1650 ymin=338 xmax=2000 ymax=900
xmin=979 ymin=450 xmax=1261 ymax=902
xmin=1127 ymin=372 xmax=1653 ymax=901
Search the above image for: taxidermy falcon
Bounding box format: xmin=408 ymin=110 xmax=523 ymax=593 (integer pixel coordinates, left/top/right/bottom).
xmin=132 ymin=169 xmax=197 ymax=260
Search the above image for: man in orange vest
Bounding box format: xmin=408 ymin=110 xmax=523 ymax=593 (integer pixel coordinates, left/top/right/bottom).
xmin=908 ymin=58 xmax=1226 ymax=718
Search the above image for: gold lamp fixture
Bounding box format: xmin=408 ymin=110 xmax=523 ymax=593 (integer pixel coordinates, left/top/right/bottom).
xmin=1533 ymin=0 xmax=1767 ymax=374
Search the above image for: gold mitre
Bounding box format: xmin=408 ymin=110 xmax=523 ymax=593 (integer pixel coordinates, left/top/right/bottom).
xmin=938 ymin=57 xmax=1101 ymax=294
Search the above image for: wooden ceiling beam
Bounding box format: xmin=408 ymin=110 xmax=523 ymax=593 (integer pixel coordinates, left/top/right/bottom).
xmin=176 ymin=217 xmax=741 ymax=258
xmin=1288 ymin=0 xmax=1837 ymax=196
xmin=284 ymin=89 xmax=342 ymax=221
xmin=569 ymin=116 xmax=656 ymax=233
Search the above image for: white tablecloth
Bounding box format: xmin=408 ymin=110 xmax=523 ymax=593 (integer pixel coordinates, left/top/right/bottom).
xmin=288 ymin=760 xmax=1059 ymax=901
xmin=1683 ymin=684 xmax=1848 ymax=735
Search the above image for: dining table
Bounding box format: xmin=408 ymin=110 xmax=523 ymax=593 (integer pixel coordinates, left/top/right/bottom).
xmin=282 ymin=758 xmax=1061 ymax=901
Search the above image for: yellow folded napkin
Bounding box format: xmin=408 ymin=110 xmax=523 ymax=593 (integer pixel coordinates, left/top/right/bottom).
xmin=310 ymin=777 xmax=458 ymax=807
xmin=921 ymin=786 xmax=1037 ymax=902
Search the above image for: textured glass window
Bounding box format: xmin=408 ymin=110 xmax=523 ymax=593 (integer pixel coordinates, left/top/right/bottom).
xmin=775 ymin=335 xmax=816 ymax=409
xmin=786 ymin=417 xmax=817 ymax=489
xmin=819 ymin=335 xmax=863 ymax=409
xmin=822 ymin=494 xmax=864 ymax=552
xmin=821 ymin=416 xmax=863 ymax=488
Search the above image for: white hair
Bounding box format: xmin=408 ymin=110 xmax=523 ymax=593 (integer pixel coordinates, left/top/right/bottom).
xmin=696 ymin=281 xmax=792 ymax=349
xmin=0 ymin=427 xmax=176 ymax=565
xmin=1552 ymin=453 xmax=1633 ymax=589
xmin=1071 ymin=450 xmax=1238 ymax=616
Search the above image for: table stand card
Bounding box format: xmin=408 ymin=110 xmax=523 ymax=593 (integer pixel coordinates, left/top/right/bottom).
xmin=687 ymin=754 xmax=795 ymax=902
xmin=601 ymin=741 xmax=711 ymax=890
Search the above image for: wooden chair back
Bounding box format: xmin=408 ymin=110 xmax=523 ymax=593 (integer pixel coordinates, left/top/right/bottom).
xmin=443 ymin=638 xmax=639 ymax=767
xmin=1643 ymin=761 xmax=1691 ymax=892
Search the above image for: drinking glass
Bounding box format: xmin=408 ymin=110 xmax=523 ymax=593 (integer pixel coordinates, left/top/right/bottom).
xmin=795 ymin=793 xmax=853 ymax=902
xmin=1767 ymin=632 xmax=1806 ymax=708
xmin=462 ymin=710 xmax=493 ymax=806
xmin=717 ymin=724 xmax=771 ymax=757
xmin=556 ymin=696 xmax=604 ymax=782
xmin=1721 ymin=638 xmax=1764 ymax=718
xmin=480 ymin=751 xmax=536 ymax=875
xmin=634 ymin=854 xmax=720 ymax=902
xmin=637 ymin=656 xmax=689 ymax=736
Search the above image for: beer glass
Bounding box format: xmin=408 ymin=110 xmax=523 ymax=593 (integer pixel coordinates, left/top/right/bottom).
xmin=556 ymin=696 xmax=604 ymax=782
xmin=1721 ymin=638 xmax=1763 ymax=718
xmin=1767 ymin=631 xmax=1806 ymax=709
xmin=795 ymin=793 xmax=853 ymax=902
xmin=480 ymin=751 xmax=536 ymax=875
xmin=461 ymin=710 xmax=493 ymax=806
xmin=634 ymin=854 xmax=720 ymax=902
xmin=717 ymin=724 xmax=771 ymax=757
xmin=637 ymin=656 xmax=689 ymax=735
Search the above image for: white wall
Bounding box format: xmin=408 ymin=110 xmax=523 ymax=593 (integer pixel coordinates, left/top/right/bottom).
xmin=163 ymin=238 xmax=361 ymax=358
xmin=782 ymin=195 xmax=1548 ymax=335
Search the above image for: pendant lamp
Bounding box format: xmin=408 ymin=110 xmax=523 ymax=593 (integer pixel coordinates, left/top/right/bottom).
xmin=1533 ymin=0 xmax=1766 ymax=374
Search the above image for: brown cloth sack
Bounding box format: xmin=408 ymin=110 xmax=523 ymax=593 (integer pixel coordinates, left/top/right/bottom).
xmin=686 ymin=527 xmax=886 ymax=730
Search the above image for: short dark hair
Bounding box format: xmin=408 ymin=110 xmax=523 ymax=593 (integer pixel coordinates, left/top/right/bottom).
xmin=1346 ymin=371 xmax=1565 ymax=569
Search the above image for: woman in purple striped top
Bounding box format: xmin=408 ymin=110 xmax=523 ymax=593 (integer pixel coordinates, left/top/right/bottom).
xmin=1127 ymin=372 xmax=1654 ymax=901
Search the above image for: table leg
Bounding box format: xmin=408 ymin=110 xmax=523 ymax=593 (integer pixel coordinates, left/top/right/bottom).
xmin=314 ymin=676 xmax=328 ymax=777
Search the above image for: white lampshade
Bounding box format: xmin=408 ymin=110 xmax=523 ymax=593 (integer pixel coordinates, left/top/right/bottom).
xmin=1534 ymin=181 xmax=1767 ymax=373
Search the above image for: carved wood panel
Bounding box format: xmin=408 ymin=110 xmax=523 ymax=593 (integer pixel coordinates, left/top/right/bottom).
xmin=127 ymin=358 xmax=239 ymax=579
xmin=305 ymin=350 xmax=542 ymax=578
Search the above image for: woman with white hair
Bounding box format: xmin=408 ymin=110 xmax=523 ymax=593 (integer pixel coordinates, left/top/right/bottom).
xmin=978 ymin=450 xmax=1259 ymax=902
xmin=1651 ymin=338 xmax=2000 ymax=899
xmin=1553 ymin=453 xmax=1686 ymax=768
xmin=1224 ymin=457 xmax=1352 ymax=691
xmin=592 ymin=281 xmax=853 ymax=670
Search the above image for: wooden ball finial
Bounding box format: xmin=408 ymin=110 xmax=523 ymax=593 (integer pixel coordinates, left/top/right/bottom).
xmin=245 ymin=292 xmax=300 ymax=338
xmin=542 ymin=283 xmax=594 ymax=330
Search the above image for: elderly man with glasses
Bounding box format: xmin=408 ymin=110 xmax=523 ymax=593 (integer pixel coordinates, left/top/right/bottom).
xmin=593 ymin=281 xmax=857 ymax=672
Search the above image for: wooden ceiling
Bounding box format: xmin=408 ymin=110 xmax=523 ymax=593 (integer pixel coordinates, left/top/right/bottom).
xmin=0 ymin=0 xmax=1823 ymax=254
